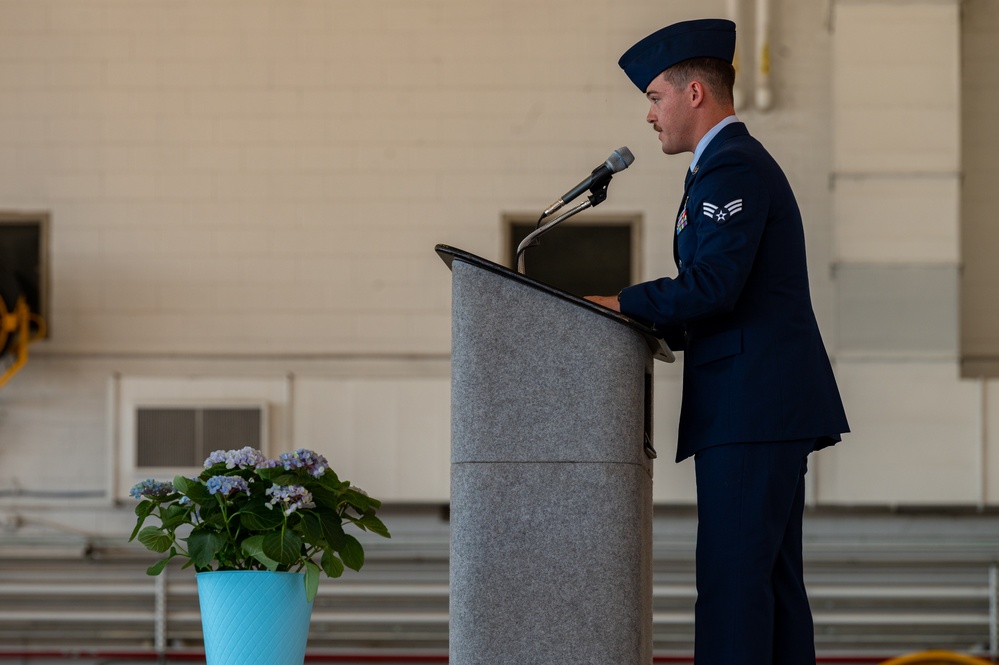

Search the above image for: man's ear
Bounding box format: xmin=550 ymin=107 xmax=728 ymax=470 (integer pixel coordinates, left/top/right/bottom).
xmin=689 ymin=80 xmax=706 ymax=107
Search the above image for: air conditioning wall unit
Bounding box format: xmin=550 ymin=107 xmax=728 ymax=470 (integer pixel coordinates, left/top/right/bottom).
xmin=134 ymin=403 xmax=268 ymax=469
xmin=113 ymin=375 xmax=289 ymax=501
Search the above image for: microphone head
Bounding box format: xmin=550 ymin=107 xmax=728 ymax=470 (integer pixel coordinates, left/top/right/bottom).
xmin=605 ymin=146 xmax=635 ymax=173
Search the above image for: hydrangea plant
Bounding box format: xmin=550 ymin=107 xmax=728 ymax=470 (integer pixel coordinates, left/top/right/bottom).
xmin=129 ymin=447 xmax=390 ymax=602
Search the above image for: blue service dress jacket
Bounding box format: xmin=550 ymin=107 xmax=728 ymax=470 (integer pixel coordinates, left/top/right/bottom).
xmin=619 ymin=122 xmax=849 ymax=462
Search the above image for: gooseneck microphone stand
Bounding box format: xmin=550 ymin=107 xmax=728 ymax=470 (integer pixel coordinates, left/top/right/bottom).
xmin=515 ymin=179 xmax=611 ymax=275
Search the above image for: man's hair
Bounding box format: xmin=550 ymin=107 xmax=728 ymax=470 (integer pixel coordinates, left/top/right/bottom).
xmin=662 ymin=57 xmax=736 ymax=106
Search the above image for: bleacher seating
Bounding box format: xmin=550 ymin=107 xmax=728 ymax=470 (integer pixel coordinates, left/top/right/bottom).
xmin=0 ymin=508 xmax=996 ymax=663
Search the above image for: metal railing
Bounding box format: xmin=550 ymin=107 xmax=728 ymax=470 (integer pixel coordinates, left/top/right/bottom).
xmin=0 ymin=516 xmax=997 ymax=662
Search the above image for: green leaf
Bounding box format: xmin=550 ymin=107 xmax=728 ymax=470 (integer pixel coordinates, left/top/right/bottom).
xmin=137 ymin=526 xmax=173 ymax=554
xmin=262 ymin=531 xmax=303 ymax=566
xmin=268 ymin=473 xmax=297 ymax=486
xmin=253 ymin=466 xmax=282 ymax=481
xmin=343 ymin=489 xmax=378 ymax=514
xmin=129 ymin=501 xmax=155 ymax=541
xmin=239 ymin=501 xmax=284 ymax=531
xmin=355 ymin=514 xmax=391 ymax=538
xmin=320 ymin=550 xmax=345 ymax=578
xmin=161 ymin=504 xmax=191 ymax=529
xmin=316 ymin=471 xmax=344 ymax=490
xmin=241 ymin=535 xmax=280 ymax=571
xmin=317 ymin=510 xmax=346 ymax=549
xmin=197 ymin=502 xmax=226 ymax=529
xmin=304 ymin=561 xmax=320 ymax=603
xmin=340 ymin=534 xmax=364 ymax=572
xmin=187 ymin=529 xmax=225 ymax=568
xmin=146 ymin=554 xmax=174 ymax=576
xmin=128 ymin=521 xmax=144 ymax=543
xmin=175 ymin=476 xmax=212 ymax=504
xmin=300 ymin=512 xmax=324 ymax=545
xmin=134 ymin=499 xmax=155 ymax=518
xmin=309 ymin=486 xmax=341 ymax=510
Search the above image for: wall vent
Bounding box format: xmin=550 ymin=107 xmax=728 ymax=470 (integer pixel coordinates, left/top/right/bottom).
xmin=135 ymin=405 xmax=265 ymax=469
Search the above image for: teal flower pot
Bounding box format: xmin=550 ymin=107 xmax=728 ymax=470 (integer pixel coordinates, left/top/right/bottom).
xmin=197 ymin=571 xmax=314 ymax=665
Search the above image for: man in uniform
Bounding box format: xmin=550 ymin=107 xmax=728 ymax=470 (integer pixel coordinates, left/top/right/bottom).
xmin=586 ymin=19 xmax=850 ymax=665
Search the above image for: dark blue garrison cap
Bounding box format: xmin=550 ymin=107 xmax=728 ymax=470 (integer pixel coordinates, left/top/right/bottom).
xmin=618 ymin=19 xmax=736 ymax=92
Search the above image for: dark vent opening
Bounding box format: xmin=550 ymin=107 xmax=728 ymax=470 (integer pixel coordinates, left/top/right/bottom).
xmin=136 ymin=406 xmax=263 ymax=468
xmin=507 ymin=218 xmax=636 ymax=298
xmin=203 ymin=408 xmax=262 ymax=451
xmin=136 ymin=408 xmax=197 ymax=467
xmin=0 ymin=214 xmax=48 ymax=329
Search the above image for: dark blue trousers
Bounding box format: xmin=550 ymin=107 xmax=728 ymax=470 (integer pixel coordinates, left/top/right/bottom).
xmin=693 ymin=439 xmax=816 ymax=665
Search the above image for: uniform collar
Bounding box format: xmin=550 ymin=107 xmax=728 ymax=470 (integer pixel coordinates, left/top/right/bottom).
xmin=690 ymin=115 xmax=740 ymax=173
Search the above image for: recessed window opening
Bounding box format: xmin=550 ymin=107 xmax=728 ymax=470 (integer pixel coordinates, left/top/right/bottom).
xmin=505 ymin=214 xmax=641 ymax=299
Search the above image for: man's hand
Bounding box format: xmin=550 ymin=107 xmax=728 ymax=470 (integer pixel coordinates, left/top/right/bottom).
xmin=584 ymin=295 xmax=621 ymax=312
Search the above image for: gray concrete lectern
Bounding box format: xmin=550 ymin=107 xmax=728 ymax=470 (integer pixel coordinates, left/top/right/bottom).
xmin=436 ymin=245 xmax=673 ymax=665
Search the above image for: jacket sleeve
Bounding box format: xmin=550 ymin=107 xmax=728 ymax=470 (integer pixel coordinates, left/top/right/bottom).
xmin=619 ymin=156 xmax=769 ymax=328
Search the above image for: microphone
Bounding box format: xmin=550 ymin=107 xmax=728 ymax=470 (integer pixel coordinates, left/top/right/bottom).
xmin=543 ymin=147 xmax=635 ymax=217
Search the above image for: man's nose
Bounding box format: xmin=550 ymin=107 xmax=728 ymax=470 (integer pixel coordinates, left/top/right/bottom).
xmin=646 ymin=107 xmax=656 ymax=123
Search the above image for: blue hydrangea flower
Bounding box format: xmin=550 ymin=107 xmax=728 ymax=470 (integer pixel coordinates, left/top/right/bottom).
xmin=129 ymin=479 xmax=175 ymax=500
xmin=206 ymin=475 xmax=251 ymax=496
xmin=265 ymin=484 xmax=315 ymax=516
xmin=204 ymin=447 xmax=266 ymax=470
xmin=203 ymin=450 xmax=228 ymax=468
xmin=279 ymin=449 xmax=329 ymax=477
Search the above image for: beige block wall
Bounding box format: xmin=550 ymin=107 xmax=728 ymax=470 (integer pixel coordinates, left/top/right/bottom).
xmin=0 ymin=0 xmax=839 ymax=356
xmin=822 ymin=0 xmax=999 ymax=507
xmin=1 ymin=0 xmax=997 ymax=520
xmin=832 ymin=0 xmax=960 ymax=268
xmin=831 ymin=2 xmax=960 ymax=174
xmin=819 ymin=361 xmax=984 ymax=505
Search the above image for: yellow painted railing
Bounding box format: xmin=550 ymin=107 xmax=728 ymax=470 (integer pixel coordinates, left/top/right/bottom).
xmin=0 ymin=295 xmax=46 ymax=390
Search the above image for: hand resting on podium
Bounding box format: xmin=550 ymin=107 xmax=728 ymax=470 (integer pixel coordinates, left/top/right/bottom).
xmin=584 ymin=294 xmax=621 ymax=312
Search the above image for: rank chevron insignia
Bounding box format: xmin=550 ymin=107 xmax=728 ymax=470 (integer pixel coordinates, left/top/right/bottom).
xmin=702 ymin=199 xmax=744 ymax=223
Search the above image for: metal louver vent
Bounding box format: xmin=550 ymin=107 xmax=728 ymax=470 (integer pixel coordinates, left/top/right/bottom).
xmin=135 ymin=406 xmax=263 ymax=468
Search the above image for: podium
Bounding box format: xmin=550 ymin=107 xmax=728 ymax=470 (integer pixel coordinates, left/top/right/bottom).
xmin=437 ymin=245 xmax=673 ymax=665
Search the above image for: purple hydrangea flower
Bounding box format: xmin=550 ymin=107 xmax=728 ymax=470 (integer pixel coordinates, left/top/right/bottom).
xmin=265 ymin=484 xmax=315 ymax=516
xmin=129 ymin=479 xmax=175 ymax=500
xmin=279 ymin=449 xmax=329 ymax=477
xmin=206 ymin=475 xmax=251 ymax=496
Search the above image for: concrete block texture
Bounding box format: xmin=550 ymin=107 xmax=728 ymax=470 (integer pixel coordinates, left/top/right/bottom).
xmin=449 ymin=258 xmax=654 ymax=663
xmin=832 ymin=1 xmax=960 ymax=174
xmin=450 ymin=260 xmax=654 ymax=468
xmin=817 ymin=360 xmax=982 ymax=505
xmin=832 ymin=175 xmax=960 ymax=264
xmin=450 ymin=462 xmax=653 ymax=664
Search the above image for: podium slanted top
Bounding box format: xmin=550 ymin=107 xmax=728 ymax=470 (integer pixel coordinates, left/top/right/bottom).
xmin=435 ymin=244 xmax=674 ymax=363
